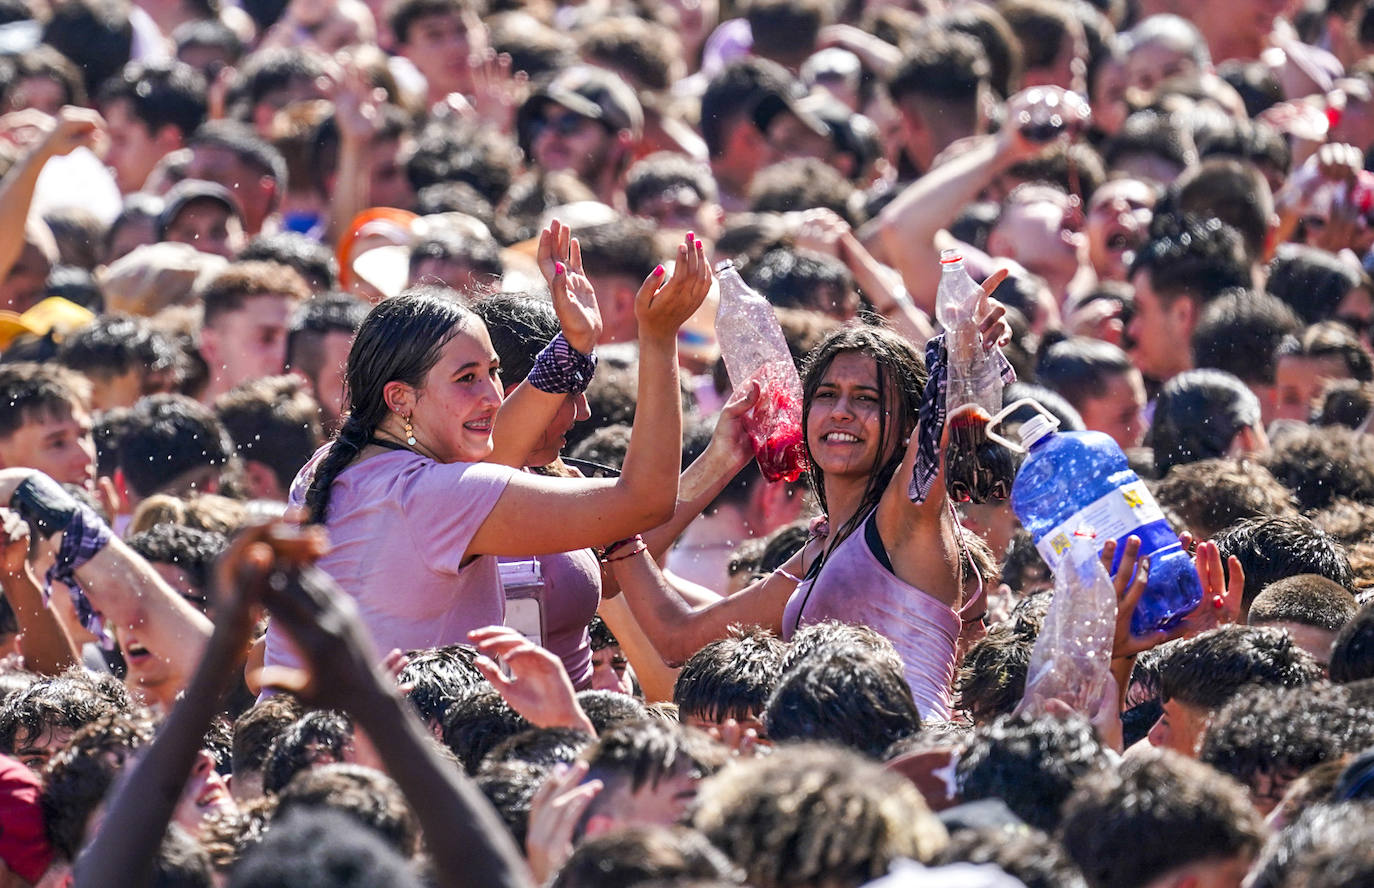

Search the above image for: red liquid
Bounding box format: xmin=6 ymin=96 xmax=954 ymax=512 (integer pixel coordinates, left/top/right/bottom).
xmin=746 ymin=363 xmax=810 ymax=483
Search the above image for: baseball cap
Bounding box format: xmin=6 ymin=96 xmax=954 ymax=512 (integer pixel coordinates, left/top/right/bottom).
xmin=156 ymin=179 xmax=244 ymax=240
xmin=0 ymin=755 xmax=54 ymax=883
xmin=519 ymin=65 xmax=645 ymax=144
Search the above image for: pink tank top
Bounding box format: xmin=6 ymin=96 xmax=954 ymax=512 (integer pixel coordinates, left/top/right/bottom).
xmin=782 ymin=512 xmax=981 ymax=721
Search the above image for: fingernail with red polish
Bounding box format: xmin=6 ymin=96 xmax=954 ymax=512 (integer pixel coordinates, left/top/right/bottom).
xmin=555 ymin=261 xmax=565 ymax=275
xmin=654 ymin=264 xmax=665 ymax=276
xmin=687 ymin=231 xmax=695 ymax=243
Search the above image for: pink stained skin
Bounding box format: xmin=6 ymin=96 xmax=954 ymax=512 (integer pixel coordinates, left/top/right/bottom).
xmin=745 ymin=362 xmax=809 ymax=483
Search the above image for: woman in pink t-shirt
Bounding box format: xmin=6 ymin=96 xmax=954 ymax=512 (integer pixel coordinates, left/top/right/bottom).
xmin=264 ymin=226 xmax=711 ymax=672
xmin=611 ymin=273 xmax=1010 ymax=720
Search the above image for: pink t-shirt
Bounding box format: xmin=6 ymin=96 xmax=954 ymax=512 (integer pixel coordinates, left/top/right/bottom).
xmin=265 ymin=450 xmax=516 ymax=671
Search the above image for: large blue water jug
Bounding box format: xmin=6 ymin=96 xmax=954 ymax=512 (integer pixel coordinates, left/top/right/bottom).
xmin=1009 ymin=410 xmax=1202 ymax=635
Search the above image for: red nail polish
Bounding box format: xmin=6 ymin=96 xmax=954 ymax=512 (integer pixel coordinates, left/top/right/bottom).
xmin=687 ymin=231 xmax=695 ymax=243
xmin=555 ymin=261 xmax=565 ymax=275
xmin=654 ymin=264 xmax=665 ymax=276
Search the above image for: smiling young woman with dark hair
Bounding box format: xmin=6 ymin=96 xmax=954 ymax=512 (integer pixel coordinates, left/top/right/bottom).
xmin=264 ymin=223 xmax=711 ymax=679
xmin=610 ymin=271 xmax=1011 ymax=719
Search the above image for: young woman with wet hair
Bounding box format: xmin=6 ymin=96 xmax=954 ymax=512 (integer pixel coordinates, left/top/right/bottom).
xmin=611 ymin=271 xmax=1011 ymax=719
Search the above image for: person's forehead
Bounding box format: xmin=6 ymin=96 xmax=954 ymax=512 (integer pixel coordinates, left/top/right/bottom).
xmin=172 ymin=199 xmax=233 ymax=224
xmin=1090 ymin=179 xmax=1154 ymax=209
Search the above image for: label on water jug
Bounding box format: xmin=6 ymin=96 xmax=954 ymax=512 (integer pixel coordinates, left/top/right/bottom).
xmin=1033 ymin=480 xmax=1165 ymax=572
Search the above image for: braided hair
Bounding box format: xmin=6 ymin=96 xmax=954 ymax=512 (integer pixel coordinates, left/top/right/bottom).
xmin=304 ymin=287 xmax=474 ymax=524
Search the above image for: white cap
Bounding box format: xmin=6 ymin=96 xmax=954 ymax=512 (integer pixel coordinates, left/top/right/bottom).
xmin=1018 ymin=413 xmax=1060 ymax=448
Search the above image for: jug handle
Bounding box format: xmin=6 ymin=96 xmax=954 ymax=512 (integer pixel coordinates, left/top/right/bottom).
xmin=984 ymin=398 xmax=1060 ymax=453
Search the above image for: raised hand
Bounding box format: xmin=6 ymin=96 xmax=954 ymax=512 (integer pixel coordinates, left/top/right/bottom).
xmin=706 ymin=381 xmax=762 ymax=473
xmin=0 ymin=508 xmax=30 ymax=582
xmin=1180 ymin=540 xmax=1244 ymax=635
xmin=468 ymin=625 xmax=595 ymax=735
xmin=636 ymin=232 xmax=712 ymax=343
xmin=977 ymin=267 xmax=1012 ymax=349
xmin=537 ymin=220 xmax=603 ymax=354
xmin=212 ymin=522 xmax=329 ymax=653
xmin=469 ymin=48 xmax=527 ymax=135
xmin=326 ymin=58 xmax=384 ymax=145
xmin=1103 ymin=537 xmax=1185 ymax=660
xmin=39 ymin=106 xmax=105 ymax=158
xmin=791 ymin=208 xmax=850 ymax=259
xmin=525 ymin=761 xmax=602 ymax=885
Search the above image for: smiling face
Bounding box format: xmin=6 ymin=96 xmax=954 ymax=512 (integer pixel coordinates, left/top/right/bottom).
xmin=0 ymin=405 xmax=96 ymax=489
xmin=404 ymin=324 xmax=505 ymax=464
xmin=805 ymin=351 xmax=892 ymax=480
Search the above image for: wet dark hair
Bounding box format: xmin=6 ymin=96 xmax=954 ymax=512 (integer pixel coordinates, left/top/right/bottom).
xmin=674 ymin=625 xmax=786 ymax=725
xmin=305 ymin=287 xmax=475 ymax=523
xmin=764 ymin=643 xmax=920 ymax=758
xmin=1146 ymin=369 xmax=1261 ymax=476
xmin=957 ymin=712 xmax=1110 ymax=833
xmin=1155 ymin=625 xmax=1321 ymax=710
xmin=471 ymin=293 xmax=558 ymax=386
xmin=800 ymin=322 xmax=927 ymax=553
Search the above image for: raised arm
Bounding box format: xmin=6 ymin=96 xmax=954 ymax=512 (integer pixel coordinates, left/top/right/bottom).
xmin=873 ymin=276 xmax=1009 ymax=606
xmin=258 ymin=555 xmax=534 ymax=888
xmin=0 ymin=107 xmax=103 ymax=293
xmin=469 ymin=235 xmax=711 ymax=556
xmin=865 ymin=88 xmax=1082 ymax=314
xmin=489 ymin=220 xmax=603 ymax=468
xmin=73 ymin=524 xmax=303 ymax=888
xmin=0 ymin=470 xmax=212 ymax=692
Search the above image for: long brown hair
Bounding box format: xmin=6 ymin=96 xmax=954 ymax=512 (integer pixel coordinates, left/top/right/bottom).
xmin=801 ymin=322 xmax=928 ymax=552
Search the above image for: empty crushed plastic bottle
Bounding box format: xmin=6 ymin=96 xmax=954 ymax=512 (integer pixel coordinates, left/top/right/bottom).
xmin=714 ymin=260 xmax=809 ymax=482
xmin=937 ymin=249 xmax=1015 ymax=503
xmin=1009 ymin=407 xmax=1202 ymax=635
xmin=1016 ymin=533 xmax=1117 ymax=719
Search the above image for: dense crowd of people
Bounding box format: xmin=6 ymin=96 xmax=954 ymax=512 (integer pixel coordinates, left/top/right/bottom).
xmin=4 ymin=0 xmax=1374 ymax=885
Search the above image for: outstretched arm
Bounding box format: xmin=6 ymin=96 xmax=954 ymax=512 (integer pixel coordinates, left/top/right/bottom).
xmin=489 ymin=220 xmax=604 ymax=468
xmin=0 ymin=107 xmax=103 ymax=294
xmin=73 ymin=525 xmax=306 ymax=888
xmin=866 ymin=88 xmax=1085 ymax=314
xmin=258 ymin=555 xmax=535 ymax=888
xmin=471 ymin=235 xmax=711 ymax=556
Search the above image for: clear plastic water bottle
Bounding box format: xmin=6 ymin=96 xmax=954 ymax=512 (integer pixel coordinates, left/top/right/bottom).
xmin=715 ymin=260 xmax=809 ymax=482
xmin=1016 ymin=534 xmax=1116 ymax=718
xmin=937 ymin=249 xmax=1014 ymax=503
xmin=1009 ymin=408 xmax=1202 ymax=635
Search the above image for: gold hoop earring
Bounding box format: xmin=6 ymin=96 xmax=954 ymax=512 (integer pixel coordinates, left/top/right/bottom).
xmin=403 ymin=415 xmax=416 ymax=446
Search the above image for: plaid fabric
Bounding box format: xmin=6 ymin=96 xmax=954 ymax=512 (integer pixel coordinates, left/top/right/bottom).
xmin=909 ymin=333 xmax=1016 ymax=504
xmin=43 ymin=504 xmax=114 ymax=648
xmin=527 ymin=333 xmax=597 ymax=394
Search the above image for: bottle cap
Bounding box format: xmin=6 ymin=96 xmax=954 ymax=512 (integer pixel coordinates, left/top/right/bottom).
xmin=1018 ymin=413 xmax=1060 ymax=448
xmin=939 ymin=248 xmax=962 ymax=265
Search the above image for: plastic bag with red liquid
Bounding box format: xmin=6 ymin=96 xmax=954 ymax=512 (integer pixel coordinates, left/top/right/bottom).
xmin=715 ymin=261 xmax=810 ymax=483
